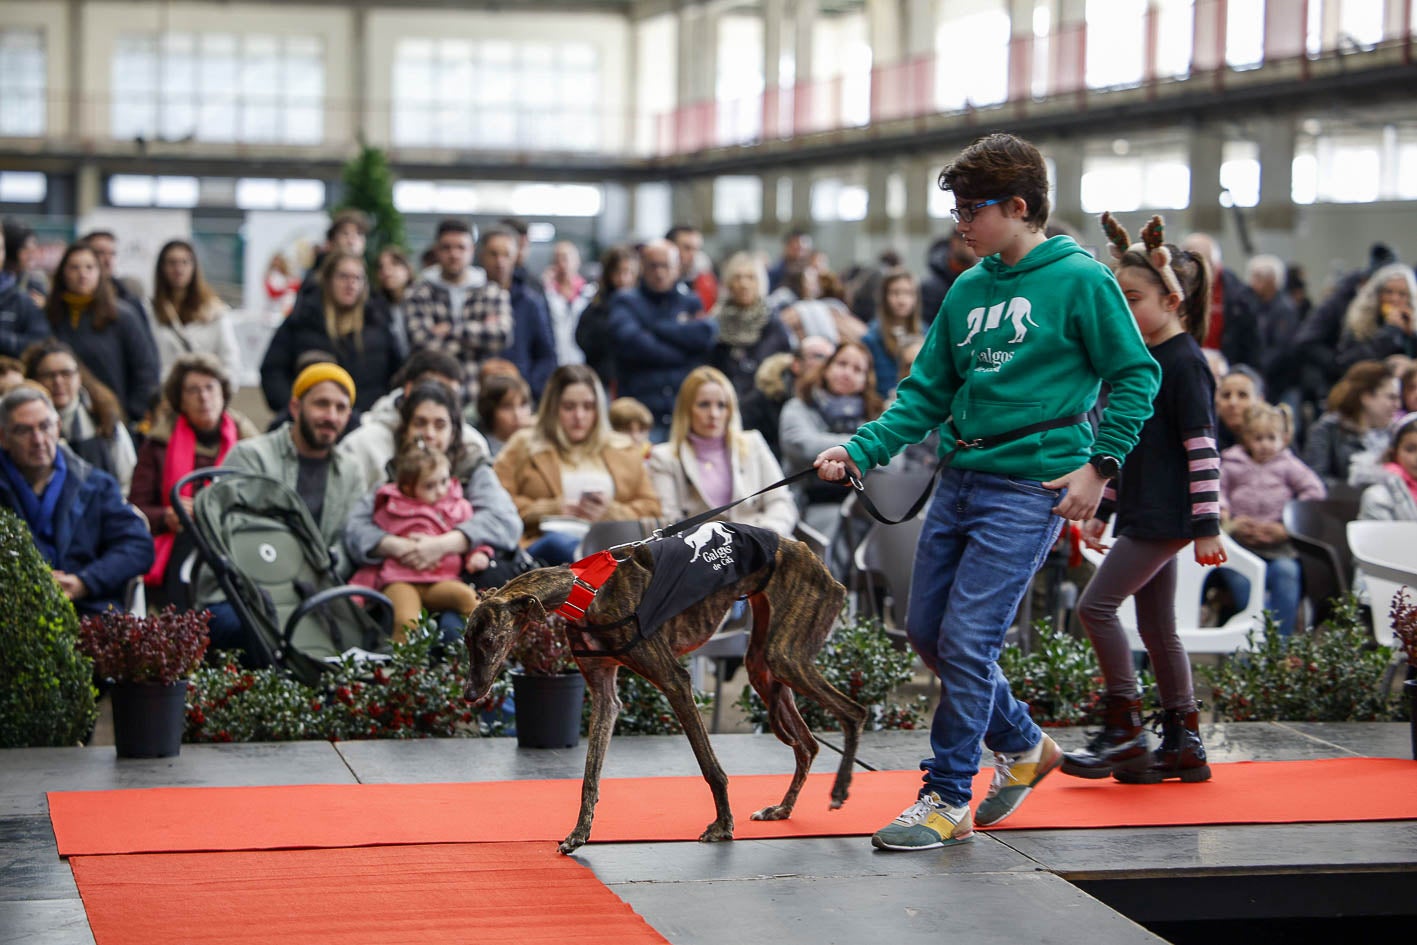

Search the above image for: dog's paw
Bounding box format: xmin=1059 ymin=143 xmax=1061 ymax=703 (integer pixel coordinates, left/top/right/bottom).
xmin=558 ymin=834 xmax=587 ymax=855
xmin=750 ymin=804 xmax=792 ymax=821
xmin=699 ymin=821 xmax=735 ymax=842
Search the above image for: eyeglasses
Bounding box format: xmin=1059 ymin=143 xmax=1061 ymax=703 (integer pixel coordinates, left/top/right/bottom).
xmin=950 ymin=197 xmax=1006 ymax=224
xmin=34 ymin=368 xmax=78 ymax=383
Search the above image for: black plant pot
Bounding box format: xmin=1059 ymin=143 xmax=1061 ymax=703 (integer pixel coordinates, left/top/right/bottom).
xmin=111 ymin=681 xmax=188 ymax=758
xmin=512 ymin=671 xmax=585 ymax=749
xmin=1406 ymin=678 xmax=1417 ymax=761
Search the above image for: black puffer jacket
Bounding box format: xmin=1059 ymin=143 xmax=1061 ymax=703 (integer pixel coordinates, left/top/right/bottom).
xmin=260 ymin=291 xmax=403 ymax=413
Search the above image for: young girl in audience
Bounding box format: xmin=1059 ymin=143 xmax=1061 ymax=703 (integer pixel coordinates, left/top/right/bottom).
xmin=862 ymin=267 xmax=923 ymax=398
xmin=1358 ymin=415 xmax=1417 ymax=521
xmin=352 ymin=444 xmax=485 ymax=641
xmin=1219 ymin=402 xmax=1326 ymax=638
xmin=1063 ymin=213 xmax=1223 ymax=786
xmin=475 ymin=373 xmax=533 ymax=458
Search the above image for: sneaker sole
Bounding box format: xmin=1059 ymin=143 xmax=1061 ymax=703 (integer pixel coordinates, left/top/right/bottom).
xmin=871 ymin=832 xmax=973 ymax=852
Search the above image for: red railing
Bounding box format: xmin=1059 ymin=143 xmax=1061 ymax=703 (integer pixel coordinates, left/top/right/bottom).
xmin=651 ymin=0 xmax=1413 ymax=157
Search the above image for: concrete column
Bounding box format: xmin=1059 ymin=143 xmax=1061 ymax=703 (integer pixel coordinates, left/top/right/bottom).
xmin=1050 ymin=0 xmax=1087 ymax=96
xmin=1263 ymin=0 xmax=1305 ymax=59
xmin=1191 ymin=0 xmax=1226 ymax=73
xmin=1049 ymin=142 xmax=1084 ymax=232
xmin=759 ymin=171 xmax=780 ymax=232
xmin=902 ymin=0 xmax=935 ymax=56
xmin=676 ymin=7 xmax=700 ymax=110
xmin=865 ymin=160 xmax=892 ymax=235
xmin=1007 ymin=0 xmax=1036 ymax=102
xmin=351 ymin=4 xmax=368 ymax=144
xmin=75 ymin=162 xmax=101 ymax=218
xmin=66 ymin=0 xmax=82 ymax=141
xmin=1253 ymin=118 xmax=1296 ymax=231
xmin=789 ymin=169 xmax=813 ymax=229
xmin=901 ymin=157 xmax=933 ymax=237
xmin=792 ymin=0 xmax=816 ymax=132
xmin=1187 ymin=126 xmax=1225 ymax=234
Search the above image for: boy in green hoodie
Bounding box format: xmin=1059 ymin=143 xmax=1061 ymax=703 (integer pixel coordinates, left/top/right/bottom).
xmin=816 ymin=133 xmax=1161 ymax=850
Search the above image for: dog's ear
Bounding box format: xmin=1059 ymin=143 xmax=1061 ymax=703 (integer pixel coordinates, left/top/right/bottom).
xmin=517 ymin=595 xmax=548 ymax=620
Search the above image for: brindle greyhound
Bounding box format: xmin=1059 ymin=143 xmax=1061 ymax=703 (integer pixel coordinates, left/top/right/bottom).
xmin=463 ymin=535 xmax=867 ymax=854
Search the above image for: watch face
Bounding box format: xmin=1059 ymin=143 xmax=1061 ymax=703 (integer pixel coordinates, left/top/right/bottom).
xmin=1093 ymin=455 xmax=1119 ymax=477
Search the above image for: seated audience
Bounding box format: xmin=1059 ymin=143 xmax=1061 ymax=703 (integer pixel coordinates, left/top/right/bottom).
xmin=1245 ymin=253 xmax=1302 ymax=410
xmin=494 ymin=364 xmax=660 ymax=565
xmin=475 ymin=373 xmax=533 ymax=458
xmin=1301 ymin=360 xmax=1400 ymax=488
xmin=1219 ymin=402 xmax=1326 ymax=637
xmin=151 ymin=239 xmax=241 ymax=379
xmin=608 ymin=397 xmax=654 ymax=455
xmin=344 ymin=381 xmax=523 ymax=592
xmin=739 ymin=335 xmax=835 ymax=458
xmin=0 ymin=355 xmax=22 ymax=395
xmin=350 ymin=443 xmax=483 ymax=642
xmin=1215 ymin=366 xmax=1264 ymax=452
xmin=298 ymin=210 xmax=370 ymax=298
xmin=1358 ymin=415 xmax=1417 ymax=521
xmin=1 ymin=218 xmax=48 ymax=306
xmin=0 ymin=224 xmax=47 ymax=358
xmin=648 ymin=366 xmax=798 ymax=538
xmin=23 ymin=339 xmax=136 ymax=493
xmin=609 ymin=240 xmax=715 ymax=440
xmin=128 ymin=353 xmax=258 ymax=607
xmin=1335 ymin=262 xmax=1417 ymax=370
xmin=777 ymin=264 xmax=866 ymax=347
xmin=1400 ymin=360 xmax=1417 ymax=420
xmin=709 ymin=251 xmax=792 ymax=403
xmin=261 ymin=250 xmax=404 ymax=418
xmin=0 ymin=386 xmax=153 ymax=615
xmin=575 ymin=244 xmax=639 ymax=392
xmin=861 ymin=267 xmax=923 ymax=398
xmin=779 ymin=339 xmax=884 ymax=512
xmin=43 ymin=241 xmax=159 ymax=424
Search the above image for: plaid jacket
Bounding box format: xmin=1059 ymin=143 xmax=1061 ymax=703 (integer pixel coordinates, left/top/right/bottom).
xmin=404 ymin=279 xmax=514 ymax=396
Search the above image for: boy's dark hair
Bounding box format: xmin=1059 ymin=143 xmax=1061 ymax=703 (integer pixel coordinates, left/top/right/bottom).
xmin=608 ymin=396 xmax=652 ymax=432
xmin=939 ymin=133 xmax=1051 ymax=230
xmin=435 ymin=219 xmax=473 ymax=240
xmin=327 ymin=209 xmax=370 ymax=241
xmin=394 ymin=442 xmax=450 ymax=496
xmin=665 ymin=224 xmax=698 ymax=242
xmin=477 ymin=373 xmax=531 ymax=428
xmin=479 ymin=225 xmax=519 ymax=253
xmin=1118 ymin=244 xmax=1212 ymax=345
xmin=496 ymin=216 xmax=529 ymax=237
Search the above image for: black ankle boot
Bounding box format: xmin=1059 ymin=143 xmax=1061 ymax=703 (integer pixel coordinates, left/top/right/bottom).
xmin=1061 ymin=695 xmax=1150 ymax=779
xmin=1114 ymin=708 xmax=1211 ymax=784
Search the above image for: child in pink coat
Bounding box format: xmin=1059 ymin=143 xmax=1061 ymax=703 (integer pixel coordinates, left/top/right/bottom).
xmin=1219 ymin=402 xmax=1326 ymax=636
xmin=353 ymin=445 xmax=488 ymax=640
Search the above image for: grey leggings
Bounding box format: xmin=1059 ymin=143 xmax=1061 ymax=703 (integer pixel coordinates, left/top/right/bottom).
xmin=1076 ymin=535 xmax=1196 ymax=712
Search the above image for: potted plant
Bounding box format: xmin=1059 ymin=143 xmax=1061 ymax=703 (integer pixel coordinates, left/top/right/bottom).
xmin=508 ymin=613 xmax=585 ymax=749
xmin=79 ymin=606 xmax=210 ymax=758
xmin=1390 ymin=588 xmax=1417 ymax=759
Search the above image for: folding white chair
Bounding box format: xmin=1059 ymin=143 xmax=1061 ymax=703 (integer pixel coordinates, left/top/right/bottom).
xmin=1346 ymin=521 xmax=1417 ymax=648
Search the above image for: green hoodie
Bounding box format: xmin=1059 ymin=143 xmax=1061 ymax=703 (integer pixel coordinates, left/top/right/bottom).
xmin=846 ymin=236 xmax=1160 ymax=482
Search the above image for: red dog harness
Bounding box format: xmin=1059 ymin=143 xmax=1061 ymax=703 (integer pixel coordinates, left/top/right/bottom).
xmin=555 ymin=550 xmax=621 ymax=622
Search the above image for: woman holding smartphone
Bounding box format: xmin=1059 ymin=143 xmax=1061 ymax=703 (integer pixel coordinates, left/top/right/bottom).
xmin=493 ymin=364 xmax=661 ymax=564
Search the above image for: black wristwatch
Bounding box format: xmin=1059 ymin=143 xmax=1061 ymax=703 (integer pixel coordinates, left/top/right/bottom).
xmin=1088 ymin=454 xmax=1121 ymax=479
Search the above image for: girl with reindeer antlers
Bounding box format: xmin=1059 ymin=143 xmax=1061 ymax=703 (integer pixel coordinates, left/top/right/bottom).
xmin=1059 ymin=211 xmax=1226 ymax=786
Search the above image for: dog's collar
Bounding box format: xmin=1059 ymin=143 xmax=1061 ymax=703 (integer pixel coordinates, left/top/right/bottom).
xmin=555 ymin=550 xmax=621 ymax=622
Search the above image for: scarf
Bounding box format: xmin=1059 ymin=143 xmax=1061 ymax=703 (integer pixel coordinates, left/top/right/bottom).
xmin=714 ymin=300 xmax=772 ymax=347
xmin=811 ymin=388 xmax=865 ymax=435
xmin=59 ymin=400 xmax=97 ymax=443
xmin=1384 ymin=460 xmax=1417 ymax=506
xmin=144 ymin=412 xmax=238 ymax=585
xmin=0 ymin=446 xmax=67 ymax=563
xmin=62 ymin=292 xmax=93 ymax=329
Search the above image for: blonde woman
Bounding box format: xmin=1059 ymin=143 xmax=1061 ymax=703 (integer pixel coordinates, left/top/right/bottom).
xmin=259 ymin=250 xmax=403 ymax=415
xmin=1336 ymin=262 xmax=1417 ymax=370
xmin=709 ymin=252 xmax=792 ymax=401
xmin=494 ymin=364 xmax=661 ymax=564
xmin=648 ymin=365 xmax=798 ymax=539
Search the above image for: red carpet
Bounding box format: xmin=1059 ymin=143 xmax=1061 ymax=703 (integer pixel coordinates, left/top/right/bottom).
xmin=69 ymin=842 xmax=668 ymax=945
xmin=49 ymin=758 xmax=1417 ymax=857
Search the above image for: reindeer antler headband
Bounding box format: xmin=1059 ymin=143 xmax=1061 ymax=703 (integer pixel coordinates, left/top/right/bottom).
xmin=1100 ymin=211 xmax=1183 ymax=299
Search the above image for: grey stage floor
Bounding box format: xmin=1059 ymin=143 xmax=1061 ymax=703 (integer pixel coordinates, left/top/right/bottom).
xmin=3 ymin=722 xmax=1413 ymax=945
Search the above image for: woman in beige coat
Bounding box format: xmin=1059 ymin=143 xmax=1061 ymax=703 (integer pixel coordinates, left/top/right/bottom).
xmin=648 ymin=365 xmax=798 ymax=538
xmin=494 ymin=363 xmax=661 ymax=564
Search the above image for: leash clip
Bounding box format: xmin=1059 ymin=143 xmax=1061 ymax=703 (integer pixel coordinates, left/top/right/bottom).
xmin=955 ymin=438 xmax=985 ymax=450
xmin=847 ymin=474 xmax=864 ymax=492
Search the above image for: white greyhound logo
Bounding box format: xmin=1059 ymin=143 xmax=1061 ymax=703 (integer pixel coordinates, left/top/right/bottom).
xmin=683 ymin=521 xmax=735 ymax=563
xmin=957 ymin=298 xmax=1038 ymax=346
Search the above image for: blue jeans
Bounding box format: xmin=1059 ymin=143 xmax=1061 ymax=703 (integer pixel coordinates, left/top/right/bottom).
xmin=906 ymin=468 xmax=1065 ymax=806
xmin=528 ymin=531 xmax=581 ymax=565
xmin=1213 ymin=556 xmax=1303 ymax=637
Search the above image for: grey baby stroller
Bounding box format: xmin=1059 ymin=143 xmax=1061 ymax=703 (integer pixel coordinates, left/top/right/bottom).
xmin=174 ymin=468 xmax=393 ymax=686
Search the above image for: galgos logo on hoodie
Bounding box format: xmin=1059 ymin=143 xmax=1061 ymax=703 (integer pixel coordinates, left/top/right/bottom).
xmin=956 ymin=297 xmax=1038 ymax=373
